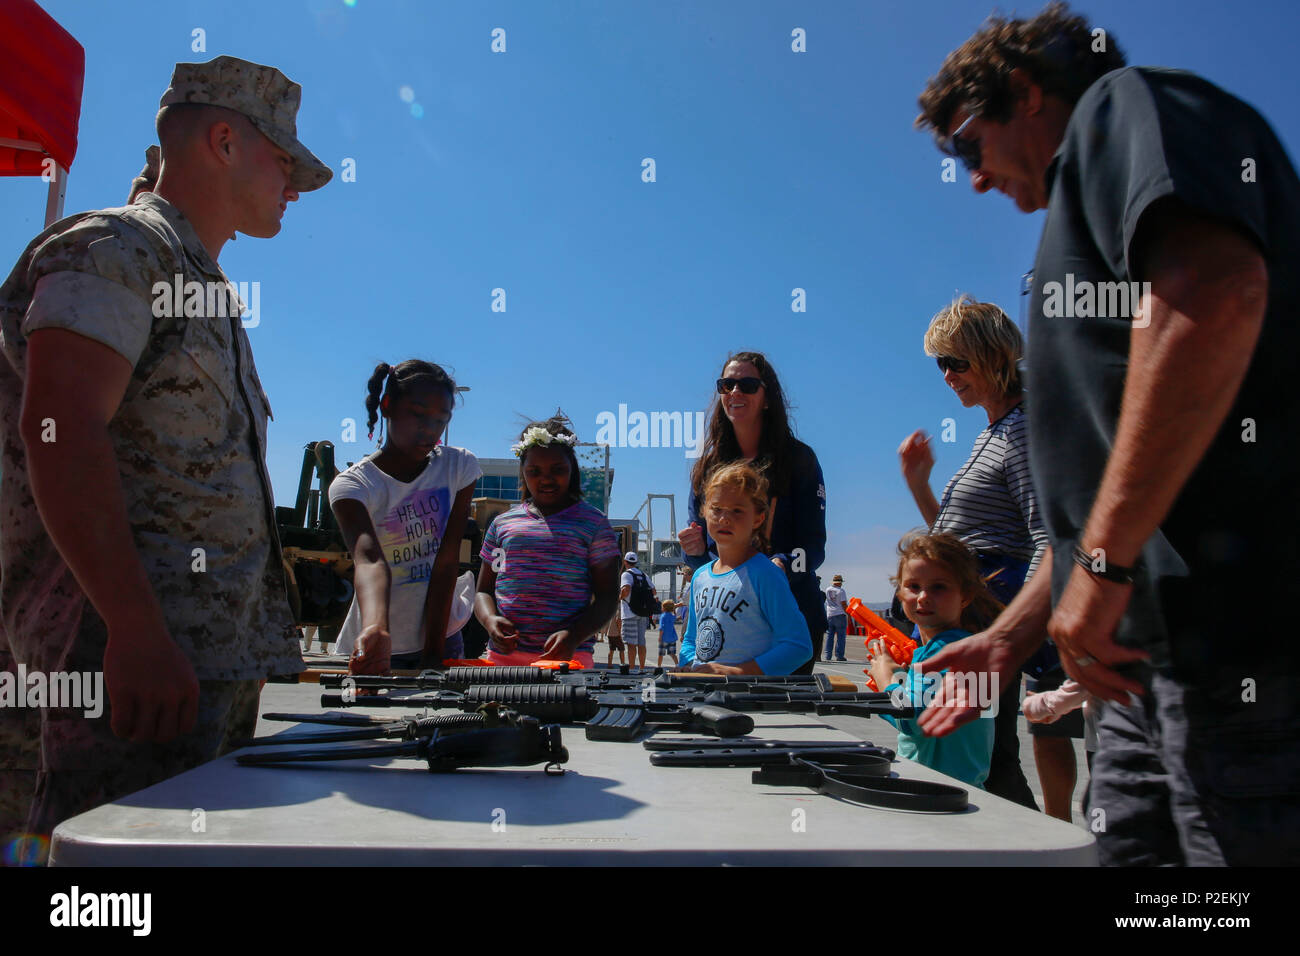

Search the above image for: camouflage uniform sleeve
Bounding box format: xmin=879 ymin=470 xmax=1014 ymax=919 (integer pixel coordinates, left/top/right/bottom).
xmin=21 ymin=217 xmax=160 ymax=367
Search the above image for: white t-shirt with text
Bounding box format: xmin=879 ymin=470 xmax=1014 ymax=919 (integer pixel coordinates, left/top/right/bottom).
xmin=328 ymin=446 xmax=482 ymax=655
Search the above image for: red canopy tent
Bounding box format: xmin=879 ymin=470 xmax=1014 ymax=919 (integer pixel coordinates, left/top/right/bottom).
xmin=0 ymin=0 xmax=85 ymax=226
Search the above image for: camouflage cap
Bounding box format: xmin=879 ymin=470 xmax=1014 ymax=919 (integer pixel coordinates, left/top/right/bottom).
xmin=158 ymin=55 xmax=331 ymax=191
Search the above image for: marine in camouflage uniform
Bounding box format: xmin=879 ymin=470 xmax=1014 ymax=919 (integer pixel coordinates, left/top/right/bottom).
xmin=0 ymin=56 xmax=330 ymax=858
xmin=1 ymin=141 xmax=162 ymax=856
xmin=0 ymin=649 xmax=39 ymax=856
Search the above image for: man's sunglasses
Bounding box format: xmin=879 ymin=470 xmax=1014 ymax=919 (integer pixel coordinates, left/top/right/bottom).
xmin=717 ymin=376 xmax=764 ymax=395
xmin=935 ymin=356 xmax=971 ymax=374
xmin=940 ymin=113 xmax=980 ymax=172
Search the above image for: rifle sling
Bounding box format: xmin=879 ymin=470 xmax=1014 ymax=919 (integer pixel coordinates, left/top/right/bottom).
xmin=753 ymin=752 xmax=968 ymax=812
xmin=650 ymin=746 xmax=894 ymax=767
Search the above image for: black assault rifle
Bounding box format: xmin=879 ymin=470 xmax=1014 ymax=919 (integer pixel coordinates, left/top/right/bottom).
xmin=317 ymin=684 xmax=911 ymax=742
xmin=236 ymin=713 xmax=569 ymax=773
xmin=318 ymin=666 xmax=842 ymax=695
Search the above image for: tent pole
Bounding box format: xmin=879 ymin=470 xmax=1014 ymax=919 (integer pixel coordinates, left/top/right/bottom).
xmin=45 ymin=162 xmax=67 ymax=227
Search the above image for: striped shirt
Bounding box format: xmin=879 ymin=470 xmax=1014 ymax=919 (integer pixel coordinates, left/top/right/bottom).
xmin=933 ymin=403 xmax=1048 ymax=577
xmin=480 ymin=500 xmax=621 ymax=653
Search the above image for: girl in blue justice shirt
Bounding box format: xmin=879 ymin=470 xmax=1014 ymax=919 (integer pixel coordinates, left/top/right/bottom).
xmin=866 ymin=533 xmax=1002 ymax=788
xmin=679 ymin=463 xmax=811 ymax=675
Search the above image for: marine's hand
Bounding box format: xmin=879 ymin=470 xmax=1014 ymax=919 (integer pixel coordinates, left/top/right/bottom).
xmin=104 ymin=615 xmax=199 ymax=744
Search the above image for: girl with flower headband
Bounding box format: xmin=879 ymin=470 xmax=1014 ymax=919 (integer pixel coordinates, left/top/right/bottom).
xmin=474 ymin=413 xmax=621 ymax=667
xmin=328 ymin=360 xmax=482 ymax=673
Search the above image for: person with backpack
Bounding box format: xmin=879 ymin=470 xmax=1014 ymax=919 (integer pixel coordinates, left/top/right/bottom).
xmin=619 ymin=552 xmax=657 ymax=668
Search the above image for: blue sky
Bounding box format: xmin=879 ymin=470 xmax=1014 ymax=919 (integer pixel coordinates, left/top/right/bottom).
xmin=5 ymin=0 xmax=1297 ymax=601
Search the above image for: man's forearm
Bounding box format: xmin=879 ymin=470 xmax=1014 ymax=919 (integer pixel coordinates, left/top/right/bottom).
xmin=1082 ymin=242 xmax=1267 ymax=565
xmin=24 ymin=422 xmax=163 ymax=630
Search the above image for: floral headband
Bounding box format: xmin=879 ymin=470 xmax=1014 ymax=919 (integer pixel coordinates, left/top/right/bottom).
xmin=511 ymin=426 xmax=579 ymax=458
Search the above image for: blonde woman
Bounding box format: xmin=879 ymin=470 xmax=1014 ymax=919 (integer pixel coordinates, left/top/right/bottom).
xmin=897 ymin=295 xmax=1072 ymax=815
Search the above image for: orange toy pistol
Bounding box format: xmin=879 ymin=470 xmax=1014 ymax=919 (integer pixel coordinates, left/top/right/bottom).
xmin=528 ymin=659 xmax=584 ymax=671
xmin=846 ymin=598 xmax=918 ymax=691
xmin=438 ymin=658 xmax=585 ymax=671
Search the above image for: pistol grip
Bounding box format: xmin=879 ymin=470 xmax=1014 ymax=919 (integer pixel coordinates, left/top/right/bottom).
xmin=688 ymin=704 xmax=754 ymax=737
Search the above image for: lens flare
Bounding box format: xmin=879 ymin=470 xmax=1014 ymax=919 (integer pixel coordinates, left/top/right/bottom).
xmin=3 ymin=834 xmax=49 ymax=866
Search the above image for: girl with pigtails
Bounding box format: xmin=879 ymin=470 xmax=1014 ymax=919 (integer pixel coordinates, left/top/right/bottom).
xmin=328 ymin=361 xmax=482 ymax=674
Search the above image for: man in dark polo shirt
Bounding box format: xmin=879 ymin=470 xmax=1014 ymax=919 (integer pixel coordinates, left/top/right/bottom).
xmin=910 ymin=2 xmax=1299 ymax=865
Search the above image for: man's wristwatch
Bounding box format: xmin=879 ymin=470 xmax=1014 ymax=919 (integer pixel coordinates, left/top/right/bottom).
xmin=1071 ymin=544 xmax=1140 ymax=585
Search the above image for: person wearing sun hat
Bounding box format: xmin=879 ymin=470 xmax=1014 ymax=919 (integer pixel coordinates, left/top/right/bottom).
xmin=0 ymin=55 xmax=329 ymax=854
xmin=823 ymin=574 xmax=849 ymax=661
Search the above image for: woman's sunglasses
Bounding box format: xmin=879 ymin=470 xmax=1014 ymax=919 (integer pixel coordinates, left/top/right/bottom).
xmin=717 ymin=377 xmax=764 ymax=395
xmin=935 ymin=356 xmax=971 ymax=374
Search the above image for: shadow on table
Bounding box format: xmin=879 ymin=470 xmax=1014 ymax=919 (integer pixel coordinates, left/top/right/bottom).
xmin=113 ymin=753 xmax=643 ymax=825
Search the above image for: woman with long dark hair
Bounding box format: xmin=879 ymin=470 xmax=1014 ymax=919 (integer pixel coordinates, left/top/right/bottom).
xmin=678 ymin=352 xmax=827 ymax=674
